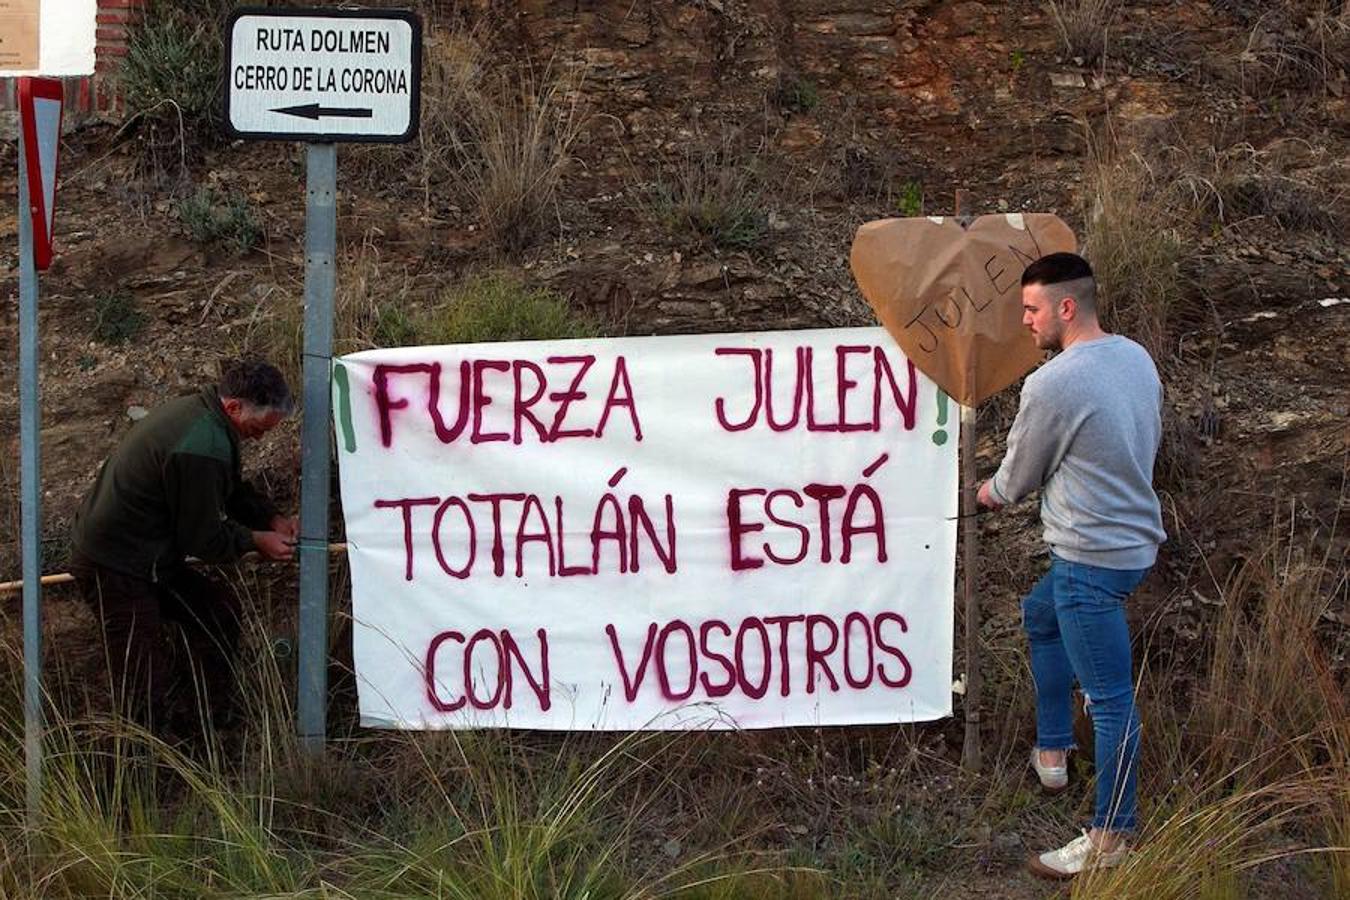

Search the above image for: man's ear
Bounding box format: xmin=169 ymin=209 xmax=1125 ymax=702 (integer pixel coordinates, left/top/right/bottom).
xmin=1058 ymin=295 xmax=1078 ymax=322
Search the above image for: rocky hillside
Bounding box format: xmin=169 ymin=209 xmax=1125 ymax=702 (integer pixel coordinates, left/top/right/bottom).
xmin=2 ymin=0 xmax=1347 ymax=767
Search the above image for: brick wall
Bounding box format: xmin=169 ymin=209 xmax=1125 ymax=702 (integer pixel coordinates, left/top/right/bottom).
xmin=2 ymin=0 xmax=146 ymax=117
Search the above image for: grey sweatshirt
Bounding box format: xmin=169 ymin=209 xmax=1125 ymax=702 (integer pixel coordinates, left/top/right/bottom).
xmin=990 ymin=334 xmax=1166 ymax=570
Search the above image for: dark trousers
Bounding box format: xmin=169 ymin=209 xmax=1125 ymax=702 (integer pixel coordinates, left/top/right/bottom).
xmin=70 ymin=557 xmax=242 ymax=732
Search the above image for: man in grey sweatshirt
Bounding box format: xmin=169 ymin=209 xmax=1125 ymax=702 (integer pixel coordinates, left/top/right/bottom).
xmin=977 ymin=252 xmax=1165 ymax=879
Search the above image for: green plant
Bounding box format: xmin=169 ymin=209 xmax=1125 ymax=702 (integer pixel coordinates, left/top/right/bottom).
xmin=176 ymin=187 xmax=262 ymax=253
xmin=373 ymin=304 xmax=417 ymax=348
xmin=1011 ymin=48 xmax=1027 ymax=70
xmin=645 ymin=142 xmax=769 ymax=250
xmin=775 ymin=76 xmax=820 ymax=113
xmin=420 ymin=274 xmax=599 ymax=345
xmin=895 ymin=181 xmax=924 ymax=217
xmin=119 ymin=0 xmax=232 ymax=173
xmin=92 ymin=290 xmax=148 ymax=345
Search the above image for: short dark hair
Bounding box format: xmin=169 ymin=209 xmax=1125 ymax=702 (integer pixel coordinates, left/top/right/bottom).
xmin=219 ymin=357 xmax=294 ymax=413
xmin=1021 ymin=252 xmax=1094 ymax=287
xmin=1021 ymin=252 xmax=1098 ymax=315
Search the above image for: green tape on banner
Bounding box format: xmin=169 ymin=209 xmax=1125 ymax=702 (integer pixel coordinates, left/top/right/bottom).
xmin=334 ymin=362 xmax=356 ymax=452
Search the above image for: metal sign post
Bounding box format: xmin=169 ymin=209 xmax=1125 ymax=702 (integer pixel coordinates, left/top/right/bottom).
xmin=17 ymin=116 xmax=43 ymax=824
xmin=298 ymin=143 xmax=336 ymax=751
xmin=225 ymin=7 xmax=421 ymax=753
xmin=16 ymin=74 xmax=64 ymax=824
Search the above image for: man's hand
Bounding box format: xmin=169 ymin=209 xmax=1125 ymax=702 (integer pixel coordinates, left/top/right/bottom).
xmin=270 ymin=514 xmax=299 ymax=542
xmin=253 ymin=530 xmax=295 ymax=561
xmin=977 ymin=480 xmax=1004 ymax=511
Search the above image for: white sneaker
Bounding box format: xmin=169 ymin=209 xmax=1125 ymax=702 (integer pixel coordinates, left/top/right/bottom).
xmin=1030 ymin=747 xmax=1068 ymax=793
xmin=1027 ymin=830 xmax=1129 ymax=880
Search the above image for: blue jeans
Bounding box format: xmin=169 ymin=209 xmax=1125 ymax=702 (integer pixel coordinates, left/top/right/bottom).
xmin=1022 ymin=553 xmax=1149 ymax=832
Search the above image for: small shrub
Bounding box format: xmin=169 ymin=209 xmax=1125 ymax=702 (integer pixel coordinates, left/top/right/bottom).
xmin=120 ymin=0 xmax=231 ymax=173
xmin=895 ymin=181 xmax=924 ymax=217
xmin=92 ymin=290 xmax=148 ymax=345
xmin=237 ymin=240 xmax=419 ymax=391
xmin=644 ymin=142 xmax=768 ymax=250
xmin=176 ymin=187 xmax=262 ymax=253
xmin=774 ymin=75 xmax=820 ymax=113
xmin=420 ymin=275 xmax=598 ymax=345
xmin=1045 ymin=0 xmax=1119 ymax=64
xmin=458 ymin=63 xmax=587 ymax=256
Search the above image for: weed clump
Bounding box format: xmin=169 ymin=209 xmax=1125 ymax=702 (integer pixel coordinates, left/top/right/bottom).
xmin=119 ymin=1 xmax=233 ymax=175
xmin=176 ymin=187 xmax=262 ymax=253
xmin=421 ymin=275 xmax=598 ymax=345
xmin=1046 ymin=0 xmax=1119 ymax=64
xmin=92 ymin=290 xmax=148 ymax=345
xmin=644 ymin=142 xmax=769 ymax=251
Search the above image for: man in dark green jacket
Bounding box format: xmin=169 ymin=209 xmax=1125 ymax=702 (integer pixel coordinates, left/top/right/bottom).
xmin=70 ymin=358 xmax=297 ymax=732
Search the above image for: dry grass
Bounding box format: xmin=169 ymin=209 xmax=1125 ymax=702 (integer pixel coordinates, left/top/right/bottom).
xmin=1046 ymin=1 xmax=1120 ymax=64
xmin=231 ymin=236 xmax=418 ymax=391
xmin=636 ymin=139 xmax=770 ymax=251
xmin=1073 ymin=768 xmax=1345 ymax=899
xmin=456 ymin=62 xmax=589 ymax=256
xmin=348 ymin=17 xmax=584 ymax=256
xmin=1197 ymin=520 xmax=1346 ymax=779
xmin=1101 ymin=514 xmax=1350 ymax=899
xmin=346 ymin=18 xmax=487 ymax=205
xmin=1081 ymin=142 xmax=1192 ymax=359
xmin=1199 ymin=141 xmax=1348 ymax=237
xmin=1225 ymin=2 xmax=1350 ymax=97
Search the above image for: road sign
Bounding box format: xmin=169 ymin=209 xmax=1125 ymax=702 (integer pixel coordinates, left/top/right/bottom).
xmin=18 ymin=76 xmax=62 ymax=270
xmin=225 ymin=7 xmax=421 ymax=143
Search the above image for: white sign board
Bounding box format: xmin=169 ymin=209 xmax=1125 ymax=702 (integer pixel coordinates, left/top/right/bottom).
xmin=0 ymin=0 xmax=95 ymax=75
xmin=225 ymin=8 xmax=420 ymax=143
xmin=335 ymin=328 xmax=959 ymax=730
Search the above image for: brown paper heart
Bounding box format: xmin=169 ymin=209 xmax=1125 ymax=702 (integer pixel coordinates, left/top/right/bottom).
xmin=850 ymin=213 xmax=1077 ymax=407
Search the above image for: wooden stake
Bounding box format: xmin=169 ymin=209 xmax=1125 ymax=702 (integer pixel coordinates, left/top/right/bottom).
xmin=960 ymin=403 xmax=981 ymax=772
xmin=0 ymin=543 xmax=350 ymax=596
xmin=954 ymin=189 xmax=982 ymax=772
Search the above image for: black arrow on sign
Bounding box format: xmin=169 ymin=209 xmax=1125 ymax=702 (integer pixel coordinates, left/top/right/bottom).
xmin=271 ymin=103 xmax=374 ymax=121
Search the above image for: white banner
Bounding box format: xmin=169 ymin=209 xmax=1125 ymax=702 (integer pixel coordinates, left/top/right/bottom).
xmin=0 ymin=1 xmax=96 ymax=76
xmin=334 ymin=327 xmax=958 ymax=730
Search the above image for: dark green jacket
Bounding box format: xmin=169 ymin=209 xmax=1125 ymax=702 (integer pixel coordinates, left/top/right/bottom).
xmin=71 ymin=386 xmax=277 ymax=581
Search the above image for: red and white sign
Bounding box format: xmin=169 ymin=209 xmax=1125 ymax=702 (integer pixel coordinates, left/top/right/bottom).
xmin=17 ymin=76 xmax=62 ymax=271
xmin=334 ymin=328 xmax=959 ymax=730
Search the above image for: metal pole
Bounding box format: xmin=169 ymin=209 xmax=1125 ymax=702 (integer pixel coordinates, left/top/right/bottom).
xmin=297 ymin=143 xmax=337 ymax=753
xmin=18 ymin=119 xmax=45 ymax=821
